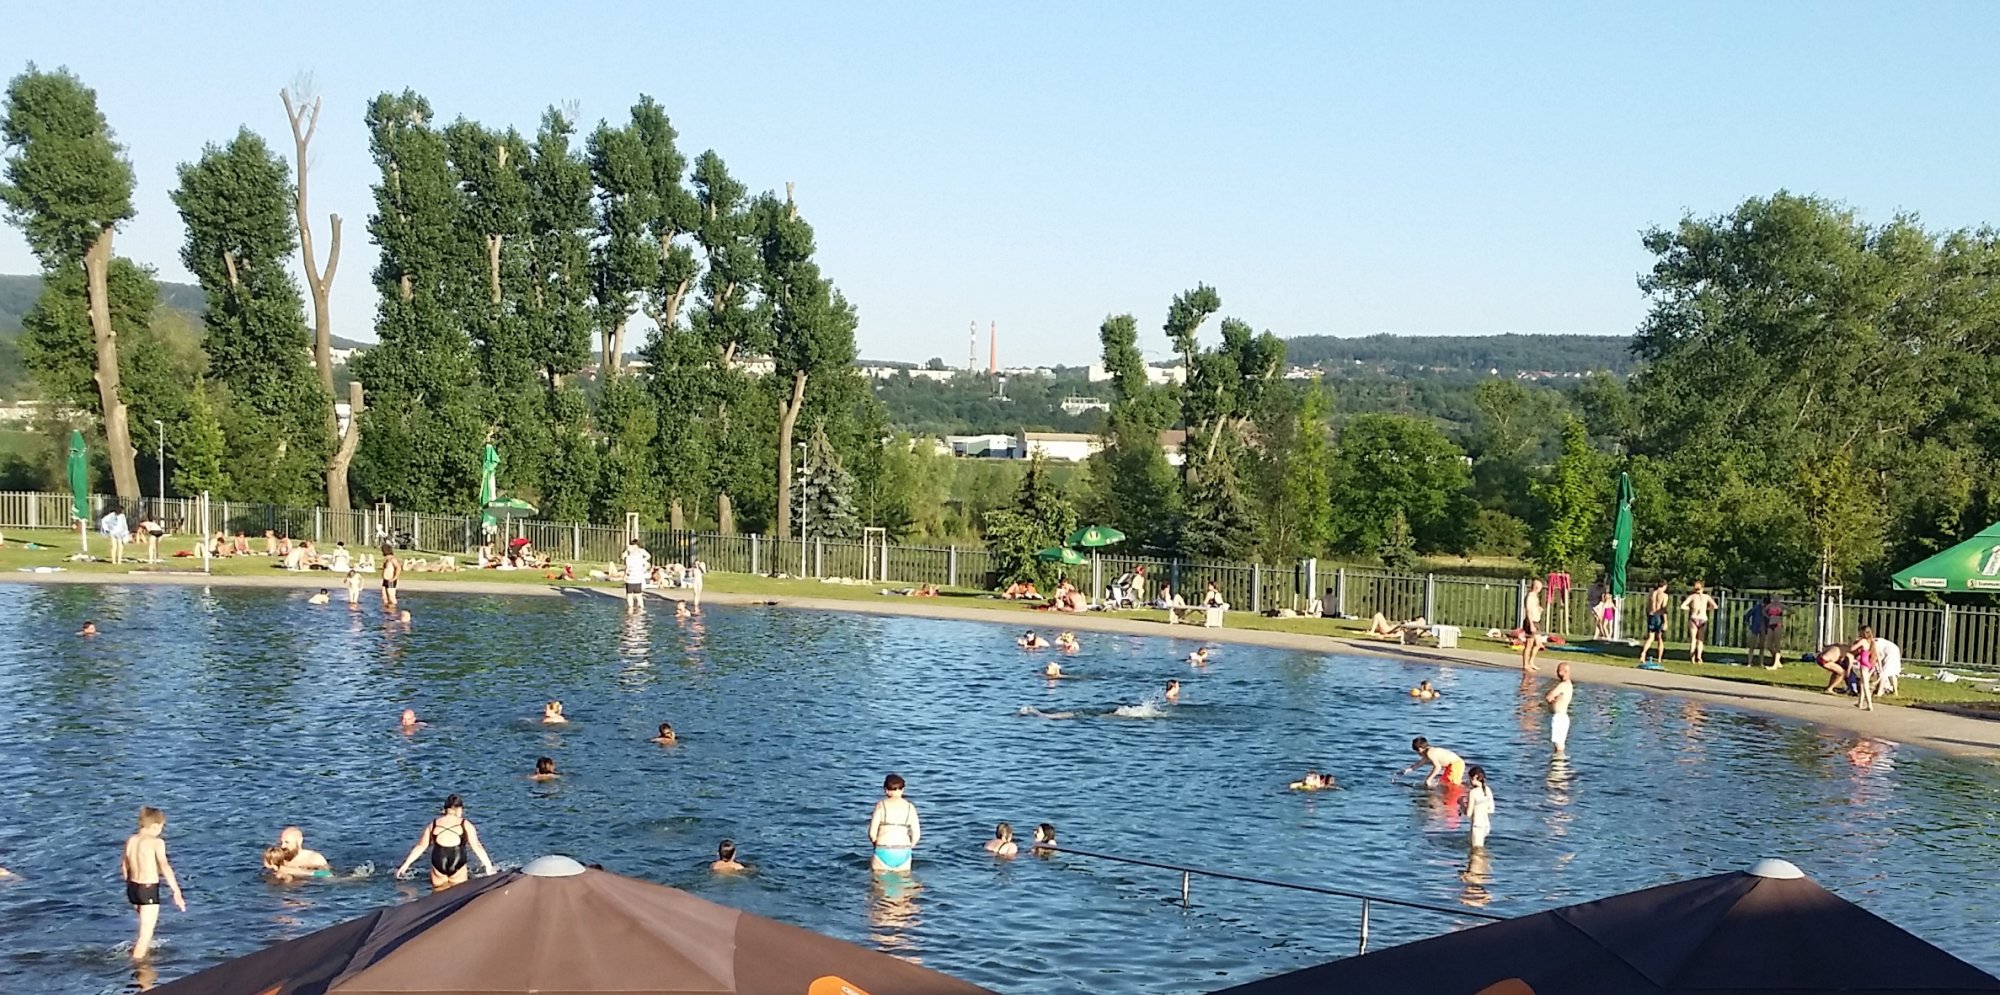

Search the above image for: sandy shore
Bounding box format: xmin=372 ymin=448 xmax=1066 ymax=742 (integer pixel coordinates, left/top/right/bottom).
xmin=8 ymin=568 xmax=1998 ymax=760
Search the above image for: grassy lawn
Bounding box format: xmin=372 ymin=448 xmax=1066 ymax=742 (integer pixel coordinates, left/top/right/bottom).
xmin=6 ymin=525 xmax=1995 ymax=710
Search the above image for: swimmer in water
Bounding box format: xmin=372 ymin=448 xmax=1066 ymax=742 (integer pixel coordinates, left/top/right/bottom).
xmin=1399 ymin=736 xmax=1468 ymax=788
xmin=650 ymin=721 xmax=677 ymax=744
xmin=1289 ymin=770 xmax=1337 ymax=791
xmin=985 ymin=822 xmax=1018 ymax=857
xmin=1017 ymin=630 xmax=1049 ymax=650
xmin=711 ymin=839 xmax=746 ymax=873
xmin=1410 ymin=680 xmax=1440 ymax=701
xmin=1461 ymin=765 xmax=1495 ymax=849
xmin=675 ymin=600 xmax=692 ymax=620
xmin=344 ymin=568 xmax=362 ymax=605
xmin=308 ymin=589 xmax=330 ymax=605
xmin=1055 ymin=631 xmax=1079 ymax=652
xmin=542 ymin=700 xmax=567 ymax=724
xmin=868 ymin=773 xmax=921 ymax=874
xmin=1187 ymin=646 xmax=1210 ymax=666
xmin=266 ymin=826 xmax=330 ymax=880
xmin=1165 ymin=679 xmax=1181 ymax=702
xmin=394 ymin=793 xmax=494 ymax=891
xmin=1043 ymin=659 xmax=1064 ymax=679
xmin=531 ymin=756 xmax=559 ymax=780
xmin=399 ymin=708 xmax=424 ymax=732
xmin=398 ymin=609 xmax=412 ymax=625
xmin=1030 ymin=822 xmax=1057 ymax=855
xmin=79 ymin=621 xmax=98 ymax=637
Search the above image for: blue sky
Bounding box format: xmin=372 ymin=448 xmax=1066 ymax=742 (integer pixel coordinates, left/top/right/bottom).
xmin=5 ymin=2 xmax=1999 ymax=366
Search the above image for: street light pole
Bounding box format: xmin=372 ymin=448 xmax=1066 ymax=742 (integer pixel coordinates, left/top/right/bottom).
xmin=797 ymin=441 xmax=810 ymax=578
xmin=153 ymin=419 xmax=165 ymax=512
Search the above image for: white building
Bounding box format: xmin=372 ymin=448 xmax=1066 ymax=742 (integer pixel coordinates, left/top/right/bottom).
xmin=1059 ymin=396 xmax=1111 ymax=416
xmin=1085 ymin=363 xmax=1187 ymax=386
xmin=944 ymin=434 xmax=1017 ymax=458
xmin=1017 ymin=431 xmax=1098 ymax=462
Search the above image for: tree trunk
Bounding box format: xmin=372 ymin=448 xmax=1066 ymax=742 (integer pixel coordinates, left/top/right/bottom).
xmin=84 ymin=232 xmax=140 ymax=501
xmin=669 ymin=496 xmax=685 ymax=531
xmin=284 ymin=89 xmax=351 ymax=508
xmin=773 ymin=370 xmax=807 ymax=539
xmin=717 ymin=492 xmax=734 ymax=535
xmin=326 ymin=381 xmax=364 ymax=510
xmin=604 ymin=317 xmax=626 ymax=373
xmin=486 ymin=234 xmax=503 ymax=304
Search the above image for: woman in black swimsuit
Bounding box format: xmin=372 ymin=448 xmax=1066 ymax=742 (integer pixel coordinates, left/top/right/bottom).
xmin=394 ymin=793 xmax=495 ymax=891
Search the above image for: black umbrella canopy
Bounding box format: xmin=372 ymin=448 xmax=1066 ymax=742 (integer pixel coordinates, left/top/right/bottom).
xmin=1211 ymin=860 xmax=2000 ymax=995
xmin=155 ymin=855 xmax=996 ymax=995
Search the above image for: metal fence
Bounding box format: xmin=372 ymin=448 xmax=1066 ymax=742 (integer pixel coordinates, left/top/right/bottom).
xmin=6 ymin=489 xmax=1996 ymax=669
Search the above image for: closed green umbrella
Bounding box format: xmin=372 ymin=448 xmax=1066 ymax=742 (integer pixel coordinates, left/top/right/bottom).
xmin=1036 ymin=546 xmax=1088 ymax=565
xmin=67 ymin=430 xmax=89 ymax=553
xmin=1609 ymin=472 xmax=1633 ymax=599
xmin=479 ymin=444 xmax=501 ymax=532
xmin=1067 ymin=525 xmax=1126 ymax=549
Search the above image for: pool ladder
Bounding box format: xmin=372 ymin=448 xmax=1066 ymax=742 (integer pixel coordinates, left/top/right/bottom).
xmin=1043 ymin=845 xmax=1504 ymax=955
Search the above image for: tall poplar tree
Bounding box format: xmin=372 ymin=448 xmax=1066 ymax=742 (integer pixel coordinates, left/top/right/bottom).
xmin=522 ymin=108 xmax=600 ymax=521
xmin=761 ymin=185 xmax=859 ymax=540
xmin=587 ymin=118 xmax=656 ymax=372
xmin=172 ymin=128 xmax=330 ymax=505
xmin=687 ymin=150 xmax=766 ymax=531
xmin=0 ymin=67 xmax=145 ymax=499
xmin=351 ymin=90 xmax=484 ymax=510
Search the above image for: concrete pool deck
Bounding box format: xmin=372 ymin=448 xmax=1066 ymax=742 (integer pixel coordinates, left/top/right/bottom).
xmin=8 ymin=568 xmax=2000 ymax=761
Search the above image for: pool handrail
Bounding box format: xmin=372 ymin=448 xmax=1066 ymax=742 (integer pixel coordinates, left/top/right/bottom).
xmin=1042 ymin=843 xmax=1505 ymax=954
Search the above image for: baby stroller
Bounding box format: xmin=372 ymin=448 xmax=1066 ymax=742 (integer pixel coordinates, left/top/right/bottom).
xmin=1102 ymin=572 xmax=1140 ymax=610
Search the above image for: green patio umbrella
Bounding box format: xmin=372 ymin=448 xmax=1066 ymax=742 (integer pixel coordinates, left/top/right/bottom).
xmin=1067 ymin=525 xmax=1126 ymax=549
xmin=478 ymin=444 xmax=501 ymax=532
xmin=485 ymin=497 xmax=539 ymax=519
xmin=1892 ymin=520 xmax=2000 ymax=593
xmin=67 ymin=429 xmax=89 ymax=553
xmin=1609 ymin=472 xmax=1633 ymax=599
xmin=1036 ymin=546 xmax=1088 ymax=565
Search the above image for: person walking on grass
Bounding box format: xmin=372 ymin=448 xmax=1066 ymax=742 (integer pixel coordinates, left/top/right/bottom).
xmin=1520 ymin=577 xmax=1545 ymax=673
xmin=1639 ymin=581 xmax=1670 ymax=666
xmin=1680 ymin=581 xmax=1717 ymax=664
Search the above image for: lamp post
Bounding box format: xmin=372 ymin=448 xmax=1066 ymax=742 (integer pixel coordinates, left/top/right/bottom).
xmin=153 ymin=418 xmax=165 ymax=514
xmin=797 ymin=440 xmax=809 ymax=578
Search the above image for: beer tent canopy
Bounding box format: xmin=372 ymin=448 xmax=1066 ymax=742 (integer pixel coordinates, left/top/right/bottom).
xmin=1209 ymin=860 xmax=1999 ymax=995
xmin=155 ymin=855 xmax=995 ymax=995
xmin=1892 ymin=521 xmax=2000 ymax=593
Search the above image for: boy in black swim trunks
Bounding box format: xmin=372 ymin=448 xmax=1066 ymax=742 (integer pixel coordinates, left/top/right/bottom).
xmin=1638 ymin=580 xmax=1670 ymax=666
xmin=121 ymin=806 xmax=185 ymax=960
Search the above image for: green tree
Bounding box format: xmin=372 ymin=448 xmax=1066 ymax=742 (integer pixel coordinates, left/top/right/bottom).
xmin=521 ymin=108 xmax=599 ymax=521
xmin=592 ymin=371 xmax=660 ymax=523
xmin=1328 ymin=413 xmax=1474 ymax=555
xmin=587 ymin=116 xmax=657 ymax=372
xmin=762 ymin=186 xmax=860 ymax=540
xmin=171 ymin=127 xmax=330 ymax=505
xmin=1377 ymin=509 xmax=1417 ymax=570
xmin=0 ymin=67 xmax=145 ymax=499
xmin=983 ymin=452 xmax=1077 ymax=588
xmin=687 ymin=150 xmax=766 ymax=530
xmin=174 ymin=382 xmax=230 ymax=496
xmin=797 ymin=419 xmax=861 ymax=541
xmin=1259 ymin=381 xmax=1333 ymax=561
xmin=350 ymin=90 xmax=485 ymax=511
xmin=1177 ymin=443 xmax=1260 ymax=560
xmin=1528 ymin=417 xmax=1605 ymax=574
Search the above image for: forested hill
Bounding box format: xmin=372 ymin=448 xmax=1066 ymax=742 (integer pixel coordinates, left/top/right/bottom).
xmin=0 ymin=273 xmax=206 ymax=333
xmin=1286 ymin=332 xmax=1635 ymax=375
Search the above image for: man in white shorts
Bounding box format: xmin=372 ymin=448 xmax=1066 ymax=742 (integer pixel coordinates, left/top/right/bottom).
xmin=622 ymin=539 xmax=651 ymax=613
xmin=1545 ymin=661 xmax=1574 ymax=755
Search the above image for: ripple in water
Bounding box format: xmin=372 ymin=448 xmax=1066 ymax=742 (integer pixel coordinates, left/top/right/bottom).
xmin=0 ymin=584 xmax=1996 ymax=995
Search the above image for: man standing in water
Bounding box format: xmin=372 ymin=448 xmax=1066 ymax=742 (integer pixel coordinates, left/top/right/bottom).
xmin=380 ymin=544 xmax=402 ymax=610
xmin=1519 ymin=577 xmax=1545 ymax=673
xmin=1545 ymin=662 xmax=1574 ymax=756
xmin=622 ymin=539 xmax=651 ymax=613
xmin=1681 ymin=580 xmax=1718 ymax=664
xmin=1639 ymin=581 xmax=1671 ymax=666
xmin=867 ymin=773 xmax=921 ymax=873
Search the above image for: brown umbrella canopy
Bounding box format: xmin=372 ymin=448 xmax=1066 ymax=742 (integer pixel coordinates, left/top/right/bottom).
xmin=156 ymin=856 xmax=996 ymax=995
xmin=1211 ymin=860 xmax=2000 ymax=995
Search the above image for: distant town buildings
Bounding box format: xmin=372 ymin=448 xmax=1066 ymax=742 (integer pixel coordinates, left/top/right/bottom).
xmin=939 ymin=429 xmax=1184 ymax=465
xmin=1058 ymin=396 xmax=1110 ymax=415
xmin=1086 ymin=363 xmax=1187 ymax=386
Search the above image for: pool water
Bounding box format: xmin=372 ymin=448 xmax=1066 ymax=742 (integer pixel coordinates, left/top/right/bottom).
xmin=2 ymin=584 xmax=1997 ymax=995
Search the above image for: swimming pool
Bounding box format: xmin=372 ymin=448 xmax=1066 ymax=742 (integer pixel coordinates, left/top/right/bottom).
xmin=2 ymin=583 xmax=1996 ymax=994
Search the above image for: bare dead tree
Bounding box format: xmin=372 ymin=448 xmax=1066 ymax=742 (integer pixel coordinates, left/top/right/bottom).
xmin=282 ymin=82 xmax=359 ymax=509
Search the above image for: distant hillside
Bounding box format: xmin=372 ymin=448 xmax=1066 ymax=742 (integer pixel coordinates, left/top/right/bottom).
xmin=0 ymin=273 xmax=367 ymax=349
xmin=1284 ymin=332 xmax=1635 ymax=376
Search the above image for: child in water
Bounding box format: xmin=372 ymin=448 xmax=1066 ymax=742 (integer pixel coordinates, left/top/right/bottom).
xmin=542 ymin=700 xmax=567 ymax=724
xmin=120 ymin=807 xmax=185 ymax=960
xmin=1043 ymin=659 xmax=1064 ymax=679
xmin=1055 ymin=631 xmax=1079 ymax=652
xmin=1410 ymin=680 xmax=1440 ymax=701
xmin=1165 ymin=679 xmax=1181 ymax=702
xmin=1018 ymin=630 xmax=1049 ymax=650
xmin=1460 ymin=765 xmax=1495 ymax=849
xmin=308 ymin=589 xmax=331 ymax=605
xmin=711 ymin=839 xmax=746 ymax=873
xmin=1030 ymin=822 xmax=1058 ymax=855
xmin=650 ymin=722 xmax=677 ymax=744
xmin=531 ymin=757 xmax=560 ymax=780
xmin=1187 ymin=646 xmax=1210 ymax=666
xmin=1289 ymin=770 xmax=1337 ymax=791
xmin=985 ymin=822 xmax=1019 ymax=857
xmin=345 ymin=569 xmax=363 ymax=605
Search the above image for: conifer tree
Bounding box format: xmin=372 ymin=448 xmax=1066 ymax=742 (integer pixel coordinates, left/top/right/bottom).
xmin=798 ymin=419 xmax=861 ymax=541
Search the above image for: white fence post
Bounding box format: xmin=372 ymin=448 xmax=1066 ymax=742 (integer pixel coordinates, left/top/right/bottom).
xmin=948 ymin=545 xmax=959 ymax=588
xmin=1424 ymin=573 xmax=1438 ymax=623
xmin=1941 ymin=603 xmax=1955 ymax=668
